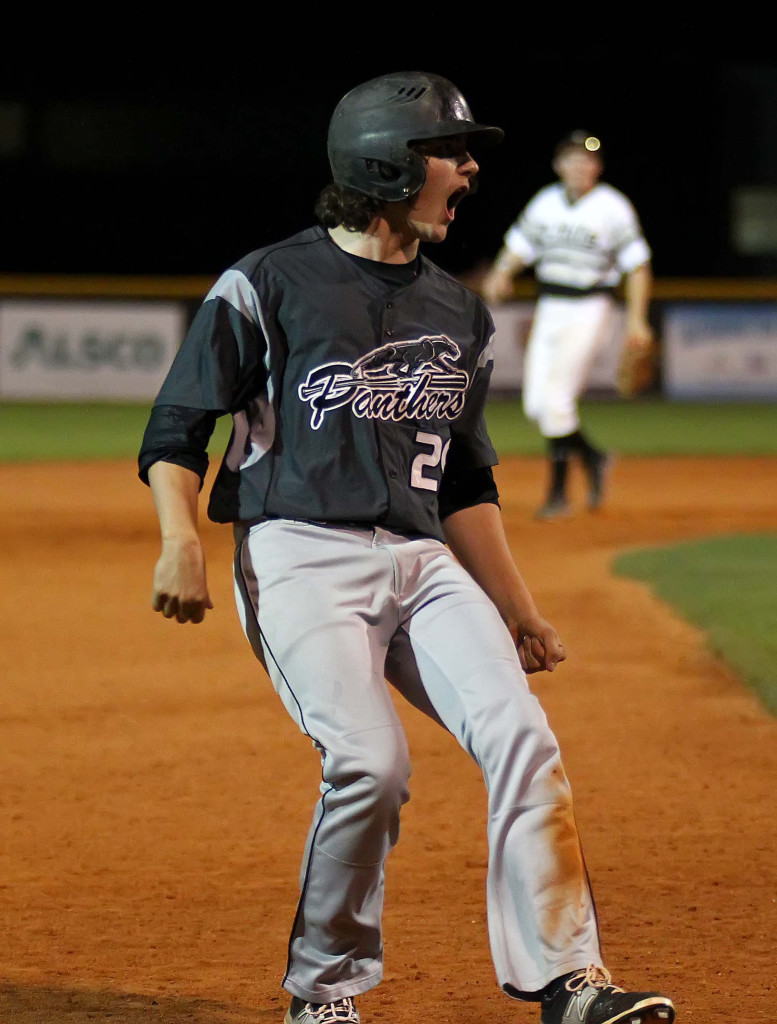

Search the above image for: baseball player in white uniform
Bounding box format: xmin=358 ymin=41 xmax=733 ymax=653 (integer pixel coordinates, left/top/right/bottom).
xmin=482 ymin=131 xmax=653 ymax=519
xmin=139 ymin=80 xmax=674 ymax=1024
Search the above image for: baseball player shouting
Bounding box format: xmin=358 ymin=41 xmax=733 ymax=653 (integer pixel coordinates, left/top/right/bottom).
xmin=138 ymin=74 xmax=675 ymax=1024
xmin=481 ymin=131 xmax=654 ymax=520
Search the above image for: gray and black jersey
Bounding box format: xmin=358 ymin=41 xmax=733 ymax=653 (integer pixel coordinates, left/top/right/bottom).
xmin=139 ymin=226 xmax=499 ymax=542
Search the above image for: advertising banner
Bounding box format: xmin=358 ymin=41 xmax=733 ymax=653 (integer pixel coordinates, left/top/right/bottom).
xmin=663 ymin=303 xmax=777 ymax=398
xmin=0 ymin=300 xmax=185 ymax=400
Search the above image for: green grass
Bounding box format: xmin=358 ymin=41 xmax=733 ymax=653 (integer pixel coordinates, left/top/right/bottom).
xmin=484 ymin=397 xmax=777 ymax=456
xmin=1 ymin=397 xmax=776 ymax=462
xmin=613 ymin=534 xmax=777 ymax=715
xmin=0 ymin=402 xmax=233 ymax=461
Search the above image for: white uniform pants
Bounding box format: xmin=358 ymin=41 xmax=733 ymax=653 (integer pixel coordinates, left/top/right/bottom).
xmin=522 ymin=294 xmax=615 ymax=438
xmin=233 ymin=519 xmax=601 ymax=1002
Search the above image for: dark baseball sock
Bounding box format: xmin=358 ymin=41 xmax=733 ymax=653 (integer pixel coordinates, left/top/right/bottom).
xmin=290 ymin=997 xmax=327 ymax=1014
xmin=540 ymin=970 xmax=578 ymax=1005
xmin=545 ymin=437 xmax=571 ymax=501
xmin=553 ymin=429 xmax=603 ymax=467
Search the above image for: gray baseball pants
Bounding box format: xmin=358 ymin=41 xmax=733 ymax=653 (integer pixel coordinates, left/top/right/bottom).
xmin=233 ymin=518 xmax=601 ymax=1003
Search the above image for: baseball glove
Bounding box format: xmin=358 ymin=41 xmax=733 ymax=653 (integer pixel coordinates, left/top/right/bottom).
xmin=616 ymin=336 xmax=659 ymax=398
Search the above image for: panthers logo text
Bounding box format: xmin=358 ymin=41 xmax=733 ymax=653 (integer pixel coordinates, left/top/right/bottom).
xmin=298 ymin=336 xmax=469 ymax=429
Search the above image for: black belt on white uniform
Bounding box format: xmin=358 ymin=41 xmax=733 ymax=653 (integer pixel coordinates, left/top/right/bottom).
xmin=537 ymin=282 xmax=616 ymax=298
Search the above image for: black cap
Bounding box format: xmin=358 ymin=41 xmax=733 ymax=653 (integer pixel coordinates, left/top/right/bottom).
xmin=554 ymin=130 xmax=603 ymax=159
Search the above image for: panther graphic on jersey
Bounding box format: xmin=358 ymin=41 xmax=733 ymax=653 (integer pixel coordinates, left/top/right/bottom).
xmin=351 ymin=336 xmax=460 ymax=378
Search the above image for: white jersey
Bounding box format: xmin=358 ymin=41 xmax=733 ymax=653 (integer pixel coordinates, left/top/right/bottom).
xmin=504 ymin=182 xmax=651 ymax=294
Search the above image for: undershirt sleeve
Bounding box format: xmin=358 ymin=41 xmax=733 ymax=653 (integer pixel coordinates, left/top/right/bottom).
xmin=137 ymin=404 xmax=219 ymax=488
xmin=438 ymin=463 xmax=500 ymax=521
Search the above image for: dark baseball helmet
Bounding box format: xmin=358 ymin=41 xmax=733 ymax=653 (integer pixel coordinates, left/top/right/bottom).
xmin=327 ymin=71 xmax=504 ymax=202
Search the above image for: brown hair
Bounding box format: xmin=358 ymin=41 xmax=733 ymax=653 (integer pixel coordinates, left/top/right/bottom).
xmin=314 ymin=183 xmax=386 ymax=232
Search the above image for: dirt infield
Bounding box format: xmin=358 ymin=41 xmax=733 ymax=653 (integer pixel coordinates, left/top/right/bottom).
xmin=1 ymin=454 xmax=775 ymax=1023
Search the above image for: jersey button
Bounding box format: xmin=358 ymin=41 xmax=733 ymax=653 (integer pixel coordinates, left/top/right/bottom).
xmin=384 ymin=328 xmax=393 ymax=337
xmin=386 ymin=301 xmax=393 ymax=309
xmin=388 ymin=471 xmax=398 ymax=479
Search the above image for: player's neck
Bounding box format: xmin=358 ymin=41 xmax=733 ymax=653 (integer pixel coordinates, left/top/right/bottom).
xmin=328 ymin=224 xmax=419 ymax=265
xmin=563 ymin=183 xmax=597 ymax=203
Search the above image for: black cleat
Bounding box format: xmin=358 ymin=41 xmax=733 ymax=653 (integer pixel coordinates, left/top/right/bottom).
xmin=540 ymin=965 xmax=675 ymax=1024
xmin=534 ymin=497 xmax=572 ymax=521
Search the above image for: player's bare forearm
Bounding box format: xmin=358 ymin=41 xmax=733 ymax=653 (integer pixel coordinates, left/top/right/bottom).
xmin=442 ymin=502 xmax=566 ymax=673
xmin=443 ymin=501 xmax=535 ymax=618
xmin=148 ymin=461 xmax=202 ymax=539
xmin=624 ymin=262 xmax=653 ymax=345
xmin=147 ymin=461 xmax=213 ymax=623
xmin=481 ymin=249 xmax=525 ymax=304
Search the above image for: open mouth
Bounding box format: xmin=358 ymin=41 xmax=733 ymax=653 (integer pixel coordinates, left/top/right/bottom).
xmin=447 ymin=186 xmax=469 ymax=213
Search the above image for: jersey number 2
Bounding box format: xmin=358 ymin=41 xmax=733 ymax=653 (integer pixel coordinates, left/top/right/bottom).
xmin=411 ymin=431 xmax=451 ymax=492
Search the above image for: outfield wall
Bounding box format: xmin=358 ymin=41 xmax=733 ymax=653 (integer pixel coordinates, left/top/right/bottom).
xmin=0 ymin=275 xmax=776 ymax=402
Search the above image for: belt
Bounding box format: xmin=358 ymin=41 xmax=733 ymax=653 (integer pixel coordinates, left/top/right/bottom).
xmin=537 ymin=283 xmax=616 ymax=298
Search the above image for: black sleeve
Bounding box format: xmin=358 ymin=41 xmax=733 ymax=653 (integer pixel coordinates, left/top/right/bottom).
xmin=438 ymin=463 xmax=500 ymax=521
xmin=137 ymin=405 xmax=218 ymax=488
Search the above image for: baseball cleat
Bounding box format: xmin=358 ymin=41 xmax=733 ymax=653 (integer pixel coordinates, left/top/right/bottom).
xmin=284 ymin=996 xmax=360 ymax=1024
xmin=534 ymin=497 xmax=571 ymax=521
xmin=540 ymin=964 xmax=675 ymax=1024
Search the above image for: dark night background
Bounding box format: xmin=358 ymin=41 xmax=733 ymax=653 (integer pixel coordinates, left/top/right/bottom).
xmin=2 ymin=42 xmax=777 ymax=282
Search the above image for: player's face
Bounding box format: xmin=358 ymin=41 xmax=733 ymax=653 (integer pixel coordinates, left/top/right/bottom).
xmin=404 ymin=136 xmax=479 ymax=243
xmin=553 ymin=148 xmax=603 ymax=197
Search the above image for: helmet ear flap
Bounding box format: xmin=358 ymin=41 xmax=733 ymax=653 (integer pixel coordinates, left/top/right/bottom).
xmin=365 ymin=159 xmax=402 ymax=183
